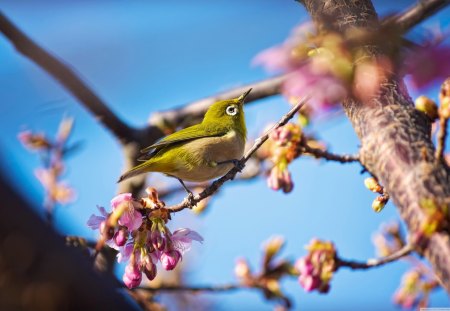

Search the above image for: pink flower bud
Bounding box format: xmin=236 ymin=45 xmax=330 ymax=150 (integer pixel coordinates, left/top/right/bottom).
xmin=295 ymin=258 xmax=314 ymax=276
xmin=267 ymin=167 xmax=281 ymax=191
xmin=299 ymin=275 xmax=321 ymax=292
xmin=114 ymin=227 xmax=128 ymax=247
xmin=144 ymin=257 xmax=157 ymax=281
xmin=281 ymin=170 xmax=294 ymax=193
xmin=123 ymin=263 xmax=142 ymax=289
xmin=160 ymin=250 xmax=181 ymax=271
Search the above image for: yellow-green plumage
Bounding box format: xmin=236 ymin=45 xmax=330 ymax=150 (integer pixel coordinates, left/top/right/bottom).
xmin=118 ymin=90 xmax=250 ymax=183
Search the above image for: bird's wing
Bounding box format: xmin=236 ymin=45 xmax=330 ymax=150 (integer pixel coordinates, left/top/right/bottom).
xmin=138 ymin=124 xmax=227 ymax=160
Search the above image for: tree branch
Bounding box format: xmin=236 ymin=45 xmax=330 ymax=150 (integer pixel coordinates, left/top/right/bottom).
xmin=0 ymin=12 xmax=135 ymax=144
xmin=336 ymin=244 xmax=413 ymax=270
xmin=137 ymin=284 xmax=241 ymax=293
xmin=300 ymin=142 xmax=360 ymax=163
xmin=301 ymin=0 xmax=450 ymax=294
xmin=382 ymin=0 xmax=450 ymax=33
xmin=167 ymin=97 xmax=308 ymax=213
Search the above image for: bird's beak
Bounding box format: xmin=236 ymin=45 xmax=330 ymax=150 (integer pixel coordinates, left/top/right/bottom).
xmin=237 ymin=88 xmax=252 ymax=103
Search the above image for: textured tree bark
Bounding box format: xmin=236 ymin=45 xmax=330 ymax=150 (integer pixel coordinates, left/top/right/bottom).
xmin=301 ymin=0 xmax=450 ymax=293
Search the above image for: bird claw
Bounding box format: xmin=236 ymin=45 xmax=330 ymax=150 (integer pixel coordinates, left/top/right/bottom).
xmin=231 ymin=160 xmax=245 ymax=172
xmin=184 ymin=192 xmax=197 ymax=208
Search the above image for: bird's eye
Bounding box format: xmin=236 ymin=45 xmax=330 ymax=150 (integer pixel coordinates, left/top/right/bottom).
xmin=226 ymin=105 xmax=237 ymax=116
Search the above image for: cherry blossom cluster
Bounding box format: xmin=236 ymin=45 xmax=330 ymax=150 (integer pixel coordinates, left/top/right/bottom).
xmin=393 ymin=268 xmax=439 ymax=309
xmin=372 ymin=222 xmax=405 ymax=257
xmin=295 ymin=239 xmax=336 ymax=293
xmin=18 ymin=117 xmax=76 ymax=217
xmin=254 ymin=23 xmax=450 ymax=113
xmin=263 ymin=123 xmax=302 ymax=193
xmin=87 ymin=188 xmax=203 ymax=289
xmin=372 ymin=222 xmax=440 ymax=309
xmin=234 ymin=236 xmax=296 ymax=309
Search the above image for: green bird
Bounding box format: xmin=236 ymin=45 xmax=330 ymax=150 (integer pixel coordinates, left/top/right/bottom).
xmin=118 ymin=89 xmax=251 ymax=195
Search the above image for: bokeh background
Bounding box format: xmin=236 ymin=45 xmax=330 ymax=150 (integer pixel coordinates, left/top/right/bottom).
xmin=1 ymin=0 xmax=449 ymax=310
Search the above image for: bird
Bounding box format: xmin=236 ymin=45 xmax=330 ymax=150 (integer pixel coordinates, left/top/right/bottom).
xmin=117 ymin=88 xmax=251 ymax=197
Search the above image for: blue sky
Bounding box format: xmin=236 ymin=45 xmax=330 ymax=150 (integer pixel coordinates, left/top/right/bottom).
xmin=1 ymin=0 xmax=449 ymax=310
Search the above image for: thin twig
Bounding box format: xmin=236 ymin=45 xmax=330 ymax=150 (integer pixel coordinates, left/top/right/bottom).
xmin=167 ymin=97 xmax=308 ymax=213
xmin=137 ymin=284 xmax=242 ymax=293
xmin=300 ymin=143 xmax=360 ymax=163
xmin=336 ymin=244 xmax=413 ymax=270
xmin=0 ymin=11 xmax=134 ymax=144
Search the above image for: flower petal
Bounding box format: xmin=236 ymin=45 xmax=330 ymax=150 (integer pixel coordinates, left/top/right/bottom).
xmin=111 ymin=193 xmax=132 ymax=209
xmin=86 ymin=214 xmax=105 ymax=230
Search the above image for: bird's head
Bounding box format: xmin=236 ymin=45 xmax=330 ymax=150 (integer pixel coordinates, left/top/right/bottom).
xmin=202 ymin=88 xmax=251 ymax=136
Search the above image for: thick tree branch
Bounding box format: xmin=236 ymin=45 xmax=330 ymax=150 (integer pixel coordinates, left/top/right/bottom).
xmin=167 ymin=98 xmax=308 ymax=213
xmin=301 ymin=0 xmax=450 ymax=293
xmin=336 ymin=244 xmax=413 ymax=270
xmin=0 ymin=12 xmax=135 ymax=144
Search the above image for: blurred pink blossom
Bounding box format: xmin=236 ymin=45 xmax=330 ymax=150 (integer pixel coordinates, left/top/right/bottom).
xmin=404 ymin=44 xmax=450 ymax=89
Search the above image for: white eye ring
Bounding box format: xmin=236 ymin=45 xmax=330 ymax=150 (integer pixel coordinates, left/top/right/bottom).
xmin=226 ymin=105 xmax=238 ymax=116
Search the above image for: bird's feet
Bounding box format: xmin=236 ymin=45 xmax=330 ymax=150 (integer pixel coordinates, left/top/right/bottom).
xmin=183 ymin=191 xmax=197 ymax=208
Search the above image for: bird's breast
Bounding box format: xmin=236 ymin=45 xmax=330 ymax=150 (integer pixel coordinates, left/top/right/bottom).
xmin=174 ymin=130 xmax=245 ymax=182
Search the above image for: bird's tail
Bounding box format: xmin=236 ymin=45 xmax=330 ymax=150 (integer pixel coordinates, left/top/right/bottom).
xmin=117 ymin=162 xmax=150 ymax=183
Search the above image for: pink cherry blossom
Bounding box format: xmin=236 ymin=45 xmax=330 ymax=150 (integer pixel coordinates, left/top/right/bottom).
xmin=111 ymin=193 xmax=143 ymax=231
xmin=117 ymin=243 xmax=134 ymax=263
xmin=171 ymin=228 xmax=204 ymax=254
xmin=86 ymin=206 xmax=108 ymax=230
xmin=282 ymin=66 xmax=347 ymax=111
xmin=403 ymin=44 xmax=450 ymax=89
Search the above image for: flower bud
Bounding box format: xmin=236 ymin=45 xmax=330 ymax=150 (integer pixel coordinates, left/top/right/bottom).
xmin=143 ymin=256 xmax=157 ymax=281
xmin=114 ymin=227 xmax=128 ymax=247
xmin=160 ymin=250 xmax=181 ymax=271
xmin=440 ymin=97 xmax=450 ymax=119
xmin=281 ymin=170 xmax=294 ymax=193
xmin=372 ymin=196 xmax=387 ymax=213
xmin=299 ymin=275 xmax=321 ymax=292
xmin=364 ymin=177 xmax=383 ymax=193
xmin=234 ymin=258 xmax=251 ymax=279
xmin=18 ymin=131 xmax=51 ymax=150
xmin=415 ymin=95 xmax=438 ymax=120
xmin=123 ymin=262 xmax=142 ymax=289
xmin=264 ymin=236 xmax=285 ymax=260
xmin=439 ymin=78 xmax=450 ymax=119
